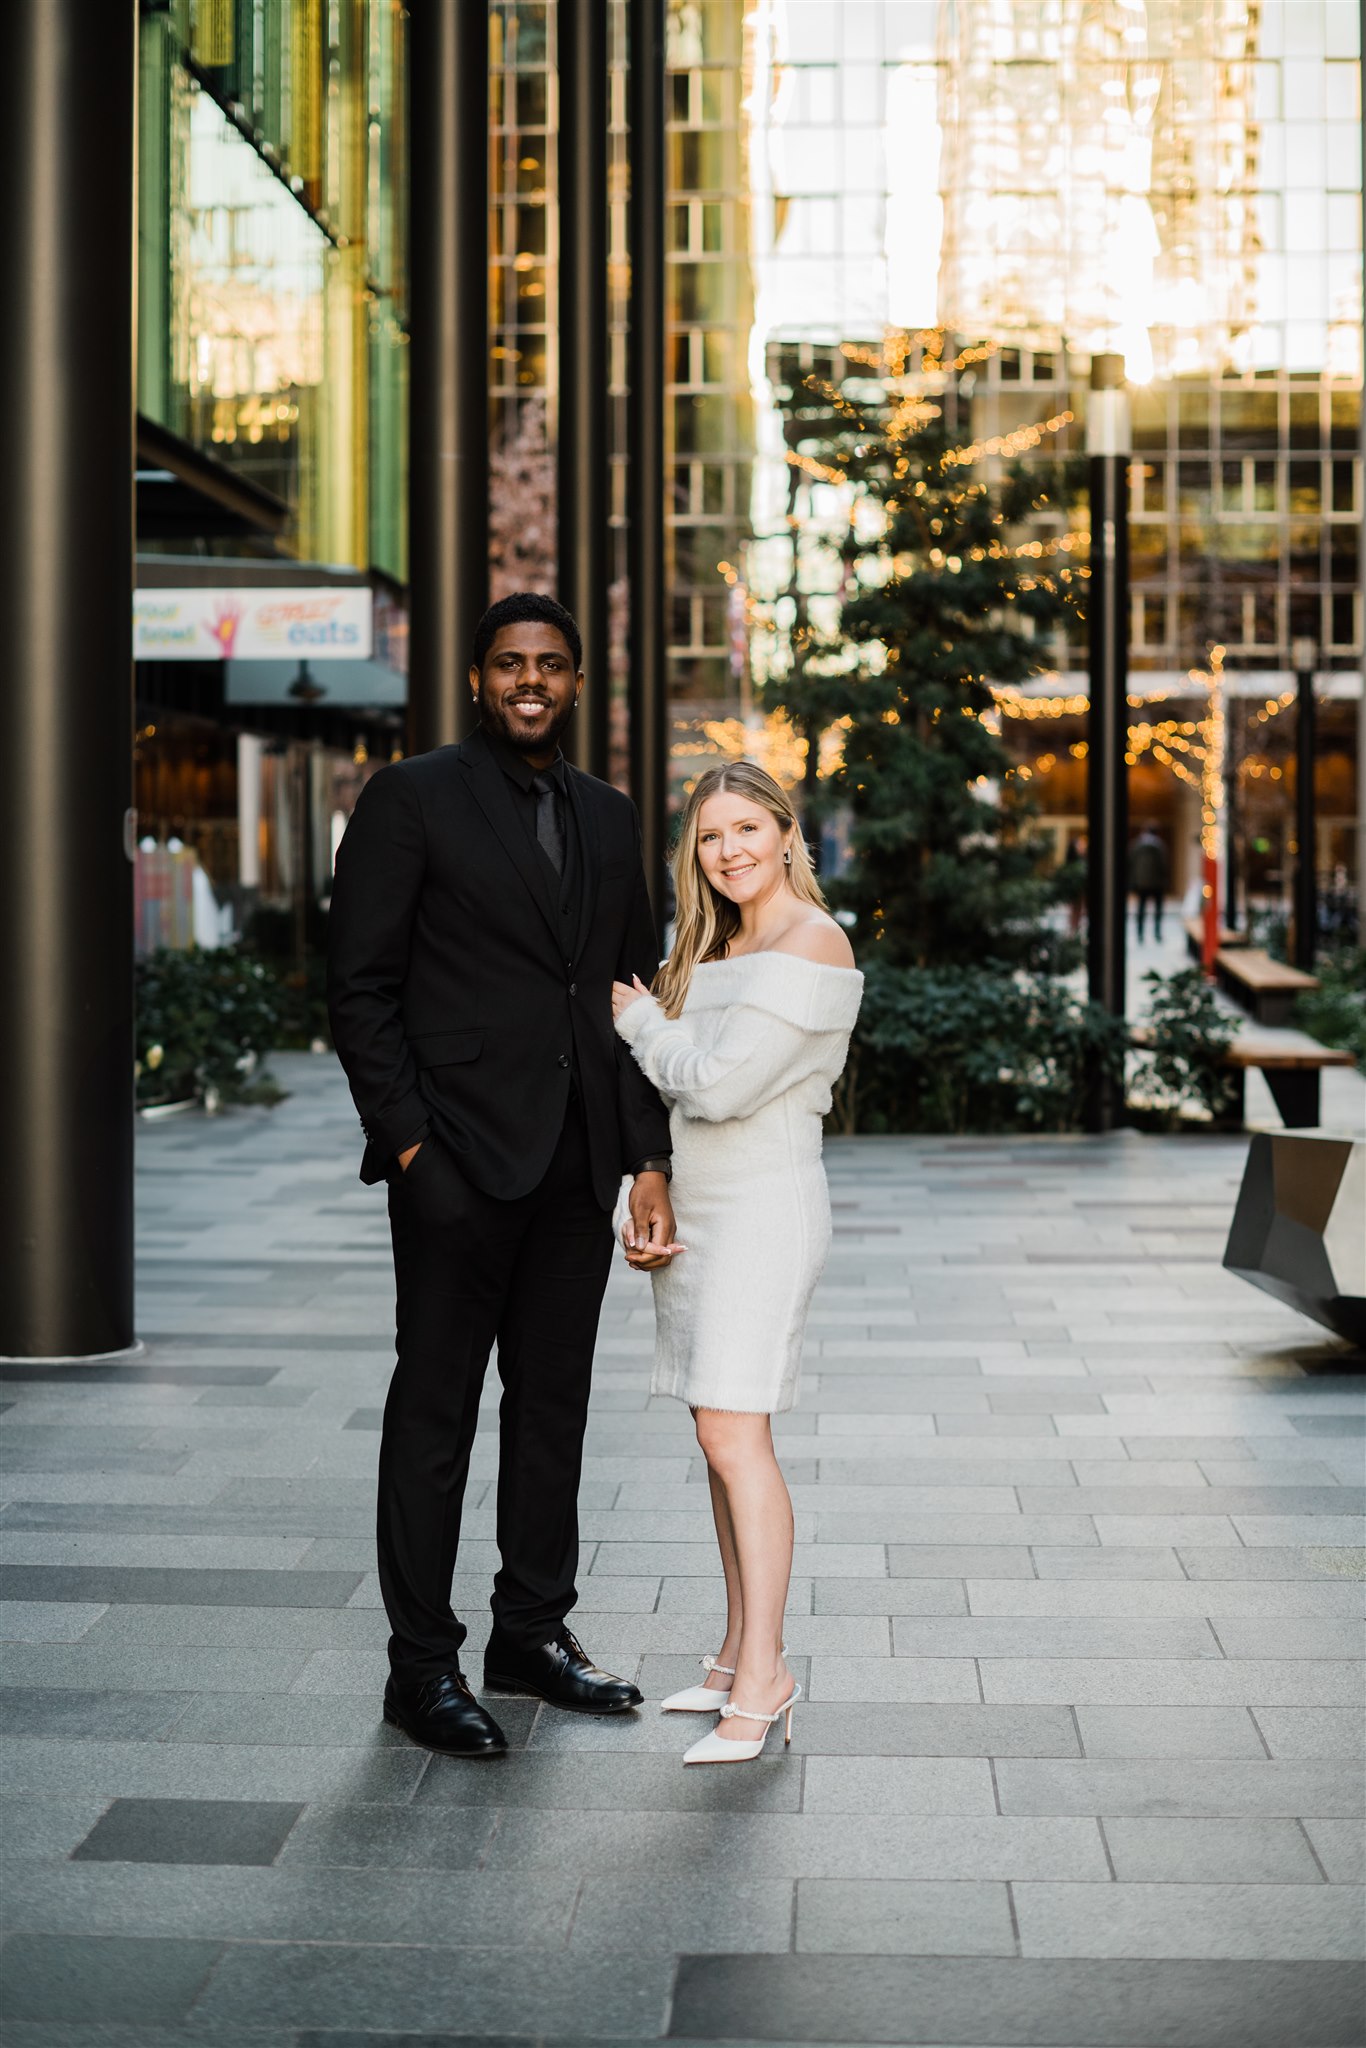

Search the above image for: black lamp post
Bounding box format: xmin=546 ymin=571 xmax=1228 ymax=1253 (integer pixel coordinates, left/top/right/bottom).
xmin=1291 ymin=635 xmax=1318 ymax=971
xmin=1085 ymin=352 xmax=1131 ymax=1132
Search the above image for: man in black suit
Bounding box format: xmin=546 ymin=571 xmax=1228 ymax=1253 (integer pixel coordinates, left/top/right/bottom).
xmin=328 ymin=592 xmax=678 ymax=1757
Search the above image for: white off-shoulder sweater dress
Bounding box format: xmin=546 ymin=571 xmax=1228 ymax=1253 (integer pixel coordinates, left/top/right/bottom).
xmin=614 ymin=951 xmax=863 ymax=1414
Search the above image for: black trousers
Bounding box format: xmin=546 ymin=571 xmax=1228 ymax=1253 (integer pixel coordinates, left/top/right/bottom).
xmin=1135 ymin=890 xmax=1164 ymax=940
xmin=379 ymin=1105 xmax=615 ymax=1682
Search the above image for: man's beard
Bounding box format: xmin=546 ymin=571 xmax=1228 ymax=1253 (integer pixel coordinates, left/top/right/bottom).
xmin=479 ymin=693 xmax=578 ymax=755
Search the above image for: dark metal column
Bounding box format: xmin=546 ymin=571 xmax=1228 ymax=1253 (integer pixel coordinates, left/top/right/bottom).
xmin=1291 ymin=636 xmax=1318 ymax=971
xmin=556 ymin=0 xmax=610 ymax=778
xmin=408 ymin=0 xmax=488 ymax=755
xmin=0 ymin=4 xmax=137 ymax=1357
xmin=627 ymin=0 xmax=668 ymax=919
xmin=1085 ymin=352 xmax=1130 ymax=1132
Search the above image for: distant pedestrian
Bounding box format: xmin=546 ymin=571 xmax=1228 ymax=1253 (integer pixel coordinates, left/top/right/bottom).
xmin=1129 ymin=826 xmax=1170 ymax=941
xmin=1056 ymin=833 xmax=1088 ymax=936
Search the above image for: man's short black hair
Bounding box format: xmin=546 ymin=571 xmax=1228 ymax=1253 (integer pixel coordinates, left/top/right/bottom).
xmin=471 ymin=592 xmax=582 ymax=674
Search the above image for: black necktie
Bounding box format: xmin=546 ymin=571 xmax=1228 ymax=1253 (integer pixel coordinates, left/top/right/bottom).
xmin=531 ymin=772 xmax=564 ymax=875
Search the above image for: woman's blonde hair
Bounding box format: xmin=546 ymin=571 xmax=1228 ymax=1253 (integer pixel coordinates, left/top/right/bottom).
xmin=653 ymin=759 xmax=826 ymax=1017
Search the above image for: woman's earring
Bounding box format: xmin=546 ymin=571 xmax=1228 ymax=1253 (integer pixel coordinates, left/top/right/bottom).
xmin=783 ymin=846 xmax=793 ymax=866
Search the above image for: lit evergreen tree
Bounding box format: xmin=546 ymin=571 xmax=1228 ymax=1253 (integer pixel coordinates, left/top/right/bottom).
xmin=769 ymin=334 xmax=1083 ymax=971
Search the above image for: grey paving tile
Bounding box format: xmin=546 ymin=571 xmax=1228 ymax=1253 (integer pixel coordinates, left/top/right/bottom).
xmin=1212 ymin=1618 xmax=1365 ymax=1660
xmin=479 ymin=1808 xmax=1110 ymax=1881
xmin=667 ymin=1953 xmax=1366 ymax=2045
xmin=795 ymin=1877 xmax=1015 ymax=1955
xmin=0 ymin=1861 xmax=577 ymax=1948
xmin=891 ymin=1616 xmax=1222 ymax=1659
xmin=800 ymin=1756 xmax=996 ymax=1814
xmin=193 ymin=1942 xmax=673 ymax=2036
xmin=276 ymin=1800 xmax=498 ymax=1870
xmin=1 ymin=1736 xmax=427 ymax=1806
xmin=162 ymin=1689 xmax=420 ymax=1748
xmin=882 ymin=1545 xmax=1035 ymax=1579
xmin=805 ymin=1658 xmax=980 ymax=1702
xmin=1179 ymin=1546 xmax=1366 ymax=1581
xmin=72 ymin=1796 xmax=304 ymax=1866
xmin=570 ymin=1873 xmax=794 ymax=1952
xmin=996 ymin=1758 xmax=1365 ymax=1818
xmin=0 ymin=1603 xmax=108 ymax=1642
xmin=0 ymin=1687 xmax=191 ymax=1741
xmin=969 ymin=1576 xmax=1366 ymax=1618
xmin=979 ymin=1657 xmax=1363 ymax=1708
xmin=0 ymin=1934 xmax=222 ymax=2023
xmin=886 ymin=1515 xmax=1102 ymax=1548
xmin=1302 ymin=1818 xmax=1366 ymax=1885
xmin=1101 ymin=1816 xmax=1325 ymax=1883
xmin=1231 ymin=1516 xmax=1366 ymax=1547
xmin=0 ymin=1535 xmax=314 ymax=1568
xmin=0 ymin=1796 xmax=114 ymax=1864
xmin=1014 ymin=1880 xmax=1363 ymax=1960
xmin=1251 ymin=1708 xmax=1366 ymax=1760
xmin=0 ymin=1644 xmax=309 ymax=1694
xmin=1030 ymin=1546 xmax=1185 ymax=1579
xmin=808 ymin=1578 xmax=968 ymax=1614
xmin=1075 ymin=1706 xmax=1265 ymax=1758
xmin=1023 ymin=1485 xmax=1365 ymax=1517
xmin=422 ymin=1748 xmax=802 ymax=1812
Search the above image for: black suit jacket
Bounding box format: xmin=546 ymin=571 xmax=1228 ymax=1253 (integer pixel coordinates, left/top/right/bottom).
xmin=326 ymin=729 xmax=671 ymax=1209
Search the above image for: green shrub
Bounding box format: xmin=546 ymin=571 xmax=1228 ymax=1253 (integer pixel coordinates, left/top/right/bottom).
xmin=1295 ymin=949 xmax=1366 ymax=1072
xmin=242 ymin=901 xmax=332 ymax=1048
xmin=136 ymin=948 xmax=289 ymax=1109
xmin=1131 ymin=966 xmax=1240 ymax=1125
xmin=833 ymin=960 xmax=1127 ymax=1134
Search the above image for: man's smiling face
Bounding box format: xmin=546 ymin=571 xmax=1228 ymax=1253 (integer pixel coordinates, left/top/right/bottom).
xmin=471 ymin=621 xmax=582 ymax=761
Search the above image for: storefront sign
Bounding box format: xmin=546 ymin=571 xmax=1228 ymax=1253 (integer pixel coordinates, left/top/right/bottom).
xmin=134 ymin=587 xmax=373 ymax=661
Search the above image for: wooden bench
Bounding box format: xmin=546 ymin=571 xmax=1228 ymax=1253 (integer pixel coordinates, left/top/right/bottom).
xmin=1184 ymin=916 xmax=1245 ymax=963
xmin=1221 ymin=1036 xmax=1356 ymax=1128
xmin=1129 ymin=1024 xmax=1354 ymax=1128
xmin=1216 ymin=946 xmax=1320 ymax=1026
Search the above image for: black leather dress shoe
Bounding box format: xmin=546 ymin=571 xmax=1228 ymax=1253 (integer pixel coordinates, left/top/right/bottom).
xmin=483 ymin=1627 xmax=643 ymax=1714
xmin=383 ymin=1669 xmax=508 ymax=1756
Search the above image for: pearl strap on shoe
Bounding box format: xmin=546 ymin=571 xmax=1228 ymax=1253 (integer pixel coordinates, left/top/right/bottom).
xmin=700 ymin=1656 xmax=735 ymax=1677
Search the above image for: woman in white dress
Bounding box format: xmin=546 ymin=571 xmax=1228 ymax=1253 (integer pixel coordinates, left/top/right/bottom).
xmin=611 ymin=761 xmax=862 ymax=1765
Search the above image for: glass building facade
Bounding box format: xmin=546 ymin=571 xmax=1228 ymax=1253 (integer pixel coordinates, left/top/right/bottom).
xmin=734 ymin=0 xmax=1362 ymax=908
xmin=138 ymin=0 xmax=409 ymax=575
xmin=129 ymin=0 xmax=1361 ymax=923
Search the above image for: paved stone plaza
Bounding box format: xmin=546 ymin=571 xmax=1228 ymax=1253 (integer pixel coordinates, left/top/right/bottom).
xmin=1 ymin=1052 xmax=1363 ymax=2047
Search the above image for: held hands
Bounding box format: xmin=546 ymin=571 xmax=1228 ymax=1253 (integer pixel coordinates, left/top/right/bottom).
xmin=610 ymin=973 xmax=652 ymax=1022
xmin=623 ymin=1170 xmax=685 ymax=1272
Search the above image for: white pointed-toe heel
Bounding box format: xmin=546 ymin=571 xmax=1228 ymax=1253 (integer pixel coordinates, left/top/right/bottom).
xmin=660 ymin=1653 xmax=734 ymax=1713
xmin=682 ymin=1683 xmax=801 ymax=1765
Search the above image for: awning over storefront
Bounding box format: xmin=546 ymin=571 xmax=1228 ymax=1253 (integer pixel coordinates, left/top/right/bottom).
xmin=224 ymin=658 xmax=405 ymax=708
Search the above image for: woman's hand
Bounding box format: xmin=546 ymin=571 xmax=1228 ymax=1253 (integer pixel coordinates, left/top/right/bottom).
xmin=610 ymin=973 xmax=652 ymax=1021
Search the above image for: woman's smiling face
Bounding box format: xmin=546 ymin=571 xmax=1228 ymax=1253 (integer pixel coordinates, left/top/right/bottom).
xmin=695 ymin=789 xmax=791 ymax=905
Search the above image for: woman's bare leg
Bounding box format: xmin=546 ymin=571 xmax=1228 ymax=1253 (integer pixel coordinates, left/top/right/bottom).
xmin=694 ymin=1408 xmax=794 ymax=1740
xmin=702 ymin=1445 xmax=743 ymax=1692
